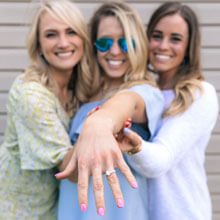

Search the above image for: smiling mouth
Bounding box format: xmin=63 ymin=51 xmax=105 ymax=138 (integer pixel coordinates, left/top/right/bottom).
xmin=155 ymin=54 xmax=171 ymax=61
xmin=55 ymin=51 xmax=74 ymax=58
xmin=107 ymin=59 xmax=126 ymax=66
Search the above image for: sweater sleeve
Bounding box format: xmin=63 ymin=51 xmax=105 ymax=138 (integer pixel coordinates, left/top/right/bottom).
xmin=14 ymin=82 xmax=72 ymax=170
xmin=126 ymin=82 xmax=219 ymax=177
xmin=129 ymin=84 xmax=164 ymax=137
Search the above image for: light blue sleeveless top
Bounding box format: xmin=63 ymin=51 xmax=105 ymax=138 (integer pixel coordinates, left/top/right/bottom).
xmin=58 ymin=84 xmax=164 ymax=220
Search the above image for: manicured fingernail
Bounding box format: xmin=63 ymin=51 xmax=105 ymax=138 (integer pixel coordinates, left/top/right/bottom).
xmin=98 ymin=207 xmax=105 ymax=216
xmin=80 ymin=203 xmax=87 ymax=212
xmin=117 ymin=198 xmax=124 ymax=208
xmin=124 ymin=121 xmax=131 ymax=128
xmin=127 ymin=118 xmax=132 ymax=122
xmin=95 ymin=106 xmax=100 ymax=111
xmin=54 ymin=173 xmax=60 ymax=178
xmin=131 ymin=181 xmax=138 ymax=188
xmin=123 ymin=127 xmax=131 ymax=135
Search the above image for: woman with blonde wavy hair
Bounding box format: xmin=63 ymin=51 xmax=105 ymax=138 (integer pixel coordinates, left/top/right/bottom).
xmin=0 ymin=0 xmax=96 ymax=219
xmin=57 ymin=1 xmax=164 ymax=219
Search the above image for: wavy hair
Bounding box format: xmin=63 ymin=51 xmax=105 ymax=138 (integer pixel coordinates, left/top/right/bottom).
xmin=89 ymin=1 xmax=156 ymax=97
xmin=24 ymin=0 xmax=95 ymax=115
xmin=147 ymin=2 xmax=204 ymax=116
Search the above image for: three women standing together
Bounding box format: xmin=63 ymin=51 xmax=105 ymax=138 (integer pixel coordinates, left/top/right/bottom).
xmin=0 ymin=1 xmax=218 ymax=220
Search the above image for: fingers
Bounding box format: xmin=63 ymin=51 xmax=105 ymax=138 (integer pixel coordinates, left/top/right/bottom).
xmin=123 ymin=127 xmax=142 ymax=147
xmin=105 ymin=169 xmax=124 ymax=208
xmin=77 ymin=157 xmax=90 ymax=213
xmin=124 ymin=117 xmax=132 ymax=128
xmin=116 ymin=153 xmax=138 ymax=189
xmin=55 ymin=153 xmax=77 ymax=180
xmin=92 ymin=165 xmax=105 ymax=216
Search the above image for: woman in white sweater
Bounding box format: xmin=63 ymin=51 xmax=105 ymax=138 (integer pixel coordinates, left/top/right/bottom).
xmin=121 ymin=2 xmax=219 ymax=219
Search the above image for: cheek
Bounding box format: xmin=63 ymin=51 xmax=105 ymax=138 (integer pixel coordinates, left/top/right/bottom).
xmin=149 ymin=40 xmax=158 ymax=50
xmin=39 ymin=40 xmax=52 ymax=55
xmin=96 ymin=52 xmax=106 ymax=65
xmin=176 ymin=45 xmax=187 ymax=61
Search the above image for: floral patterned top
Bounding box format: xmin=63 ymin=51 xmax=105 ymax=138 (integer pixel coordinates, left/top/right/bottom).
xmin=0 ymin=74 xmax=72 ymax=220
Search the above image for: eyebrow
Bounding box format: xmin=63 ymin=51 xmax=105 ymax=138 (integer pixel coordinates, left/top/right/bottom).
xmin=152 ymin=30 xmax=162 ymax=34
xmin=43 ymin=27 xmax=73 ymax=33
xmin=152 ymin=30 xmax=184 ymax=39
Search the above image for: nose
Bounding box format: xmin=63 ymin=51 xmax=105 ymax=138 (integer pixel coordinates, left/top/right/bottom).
xmin=109 ymin=40 xmax=122 ymax=55
xmin=158 ymin=38 xmax=169 ymax=50
xmin=58 ymin=34 xmax=69 ymax=48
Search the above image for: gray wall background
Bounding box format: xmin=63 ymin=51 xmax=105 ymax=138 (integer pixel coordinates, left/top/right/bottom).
xmin=0 ymin=0 xmax=219 ymax=219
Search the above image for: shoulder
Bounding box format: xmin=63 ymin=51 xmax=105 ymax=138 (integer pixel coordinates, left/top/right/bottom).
xmin=185 ymin=81 xmax=219 ymax=121
xmin=195 ymin=81 xmax=218 ymax=104
xmin=201 ymin=81 xmax=217 ymax=95
xmin=129 ymin=83 xmax=164 ymax=102
xmin=9 ymin=74 xmax=57 ymax=113
xmin=10 ymin=74 xmax=53 ymax=96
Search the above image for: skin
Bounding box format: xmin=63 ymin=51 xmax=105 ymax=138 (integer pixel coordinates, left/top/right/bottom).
xmin=39 ymin=12 xmax=83 ymax=95
xmin=56 ymin=15 xmax=146 ymax=214
xmin=149 ymin=14 xmax=189 ymax=89
xmin=96 ymin=16 xmax=130 ymax=93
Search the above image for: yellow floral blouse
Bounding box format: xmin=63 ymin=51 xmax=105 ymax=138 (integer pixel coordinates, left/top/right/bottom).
xmin=0 ymin=75 xmax=72 ymax=220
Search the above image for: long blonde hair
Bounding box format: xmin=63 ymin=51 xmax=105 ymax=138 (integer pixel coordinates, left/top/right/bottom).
xmin=147 ymin=2 xmax=204 ymax=116
xmin=89 ymin=1 xmax=156 ymax=98
xmin=24 ymin=0 xmax=95 ymax=115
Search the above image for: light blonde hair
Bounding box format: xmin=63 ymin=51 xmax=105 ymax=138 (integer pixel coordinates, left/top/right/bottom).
xmin=89 ymin=1 xmax=156 ymax=97
xmin=24 ymin=0 xmax=95 ymax=115
xmin=147 ymin=2 xmax=204 ymax=116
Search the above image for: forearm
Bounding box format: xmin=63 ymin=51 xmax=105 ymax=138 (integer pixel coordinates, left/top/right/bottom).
xmin=85 ymin=91 xmax=146 ymax=135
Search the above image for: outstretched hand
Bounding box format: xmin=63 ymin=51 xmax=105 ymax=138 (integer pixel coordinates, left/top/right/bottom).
xmin=55 ymin=115 xmax=138 ymax=216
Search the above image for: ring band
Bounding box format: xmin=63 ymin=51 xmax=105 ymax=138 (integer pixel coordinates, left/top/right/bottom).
xmin=105 ymin=169 xmax=116 ymax=176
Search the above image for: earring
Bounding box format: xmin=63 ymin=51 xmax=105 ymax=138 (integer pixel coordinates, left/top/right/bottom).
xmin=147 ymin=63 xmax=155 ymax=72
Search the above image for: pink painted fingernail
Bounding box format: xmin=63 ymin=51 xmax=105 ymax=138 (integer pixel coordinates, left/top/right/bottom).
xmin=80 ymin=203 xmax=87 ymax=212
xmin=98 ymin=207 xmax=105 ymax=216
xmin=131 ymin=181 xmax=138 ymax=188
xmin=117 ymin=198 xmax=124 ymax=208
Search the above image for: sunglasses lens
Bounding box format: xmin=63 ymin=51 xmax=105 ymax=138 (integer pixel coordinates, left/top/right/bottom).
xmin=95 ymin=38 xmax=113 ymax=52
xmin=118 ymin=38 xmax=136 ymax=53
xmin=118 ymin=38 xmax=128 ymax=53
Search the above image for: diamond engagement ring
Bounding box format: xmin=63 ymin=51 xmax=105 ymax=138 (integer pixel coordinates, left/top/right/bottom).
xmin=105 ymin=169 xmax=116 ymax=176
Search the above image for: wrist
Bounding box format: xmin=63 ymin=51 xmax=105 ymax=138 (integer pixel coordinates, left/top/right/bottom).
xmin=84 ymin=109 xmax=115 ymax=133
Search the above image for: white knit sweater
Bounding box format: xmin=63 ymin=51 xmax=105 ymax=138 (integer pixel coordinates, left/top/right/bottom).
xmin=127 ymin=81 xmax=219 ymax=220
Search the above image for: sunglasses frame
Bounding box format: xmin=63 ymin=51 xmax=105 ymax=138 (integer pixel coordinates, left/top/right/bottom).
xmin=94 ymin=37 xmax=135 ymax=53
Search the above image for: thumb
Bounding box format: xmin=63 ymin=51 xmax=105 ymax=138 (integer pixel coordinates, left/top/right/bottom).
xmin=55 ymin=152 xmax=77 ymax=180
xmin=123 ymin=127 xmax=142 ymax=147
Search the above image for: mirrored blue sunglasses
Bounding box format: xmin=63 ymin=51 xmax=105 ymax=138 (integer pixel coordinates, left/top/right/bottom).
xmin=94 ymin=37 xmax=135 ymax=53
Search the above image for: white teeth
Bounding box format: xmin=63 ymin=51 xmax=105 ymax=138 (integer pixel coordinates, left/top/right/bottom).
xmin=57 ymin=52 xmax=73 ymax=58
xmin=108 ymin=60 xmax=123 ymax=66
xmin=156 ymin=54 xmax=170 ymax=61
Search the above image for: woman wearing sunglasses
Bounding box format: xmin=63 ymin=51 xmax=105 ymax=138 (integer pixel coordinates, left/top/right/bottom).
xmin=57 ymin=2 xmax=164 ymax=220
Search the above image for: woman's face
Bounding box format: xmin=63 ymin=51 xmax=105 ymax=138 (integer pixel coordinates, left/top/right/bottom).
xmin=149 ymin=13 xmax=189 ymax=80
xmin=96 ymin=16 xmax=130 ymax=81
xmin=38 ymin=12 xmax=84 ymax=74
